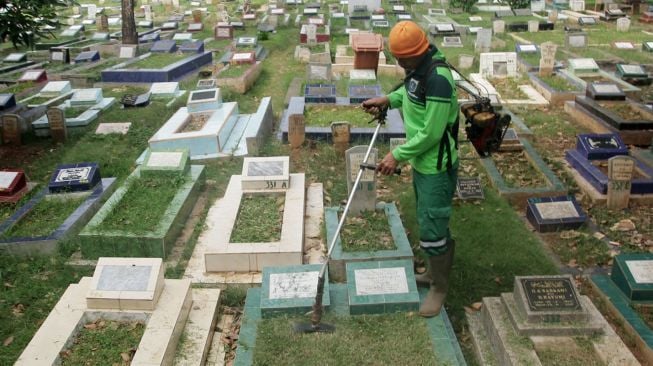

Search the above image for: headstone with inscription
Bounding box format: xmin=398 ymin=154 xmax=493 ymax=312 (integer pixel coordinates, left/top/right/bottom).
xmin=96 ymin=14 xmax=109 ymax=32
xmin=457 ymin=177 xmax=484 ymax=200
xmin=493 ymin=20 xmax=505 ymax=34
xmin=345 ymin=145 xmax=376 ymax=214
xmin=0 ymin=170 xmax=28 ymax=203
xmin=2 ymin=114 xmax=22 ymax=146
xmin=260 ymin=264 xmax=330 ymax=317
xmin=611 ymin=253 xmax=653 ymax=301
xmin=617 ymin=17 xmax=630 ymax=32
xmin=513 ymin=275 xmax=588 ymax=323
xmin=539 ymin=42 xmax=557 ymax=77
xmin=528 ymin=20 xmax=539 ymax=32
xmin=607 ymin=155 xmax=634 ymax=209
xmin=576 ymin=133 xmax=628 ymax=160
xmin=331 ymin=121 xmax=351 ymax=155
xmin=240 ymin=156 xmax=290 ymax=190
xmin=46 ymin=107 xmax=67 ymax=143
xmin=48 ymin=162 xmax=102 ymax=193
xmin=288 ymin=114 xmax=305 ymax=149
xmin=475 ymin=29 xmax=492 ymax=53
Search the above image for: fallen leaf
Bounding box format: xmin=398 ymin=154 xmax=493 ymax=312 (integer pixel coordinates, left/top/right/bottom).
xmin=120 ymin=352 xmax=131 ymax=362
xmin=4 ymin=282 xmax=14 ymax=288
xmin=12 ymin=304 xmax=24 ymax=316
xmin=463 ymin=306 xmax=475 ymax=315
xmin=471 ymin=302 xmax=483 ymax=311
xmin=84 ymin=323 xmax=97 ymax=330
xmin=560 ymin=230 xmax=581 ymax=239
xmin=3 ymin=336 xmax=14 ymax=346
xmin=593 ymin=232 xmax=606 ymax=240
xmin=568 ymin=259 xmax=578 ymax=268
xmin=611 ymin=219 xmax=636 ymax=232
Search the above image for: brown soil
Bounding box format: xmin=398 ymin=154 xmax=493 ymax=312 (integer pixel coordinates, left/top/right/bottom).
xmin=179 ymin=113 xmax=211 ymax=133
xmin=598 ymin=102 xmax=650 ymax=121
xmin=492 ymin=150 xmax=549 ymax=188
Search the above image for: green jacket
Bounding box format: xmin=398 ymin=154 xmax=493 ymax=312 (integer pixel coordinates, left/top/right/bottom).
xmin=388 ymin=46 xmax=459 ymax=175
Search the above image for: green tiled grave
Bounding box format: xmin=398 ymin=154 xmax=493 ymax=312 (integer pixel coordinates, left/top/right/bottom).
xmin=611 ymin=253 xmax=653 ymax=301
xmin=234 ymin=285 xmax=466 ymax=366
xmin=326 ymin=202 xmax=414 ymax=282
xmin=260 ymin=264 xmax=330 ymax=318
xmin=78 ymin=164 xmax=205 ymax=259
xmin=346 ymin=259 xmax=420 ymax=315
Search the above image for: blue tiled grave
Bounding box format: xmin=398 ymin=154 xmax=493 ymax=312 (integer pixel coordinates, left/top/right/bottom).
xmin=0 ymin=165 xmax=116 ymax=256
xmin=48 ymin=162 xmax=101 ymax=193
xmin=260 ymin=264 xmax=330 ymax=318
xmin=304 ymin=83 xmax=336 ymax=103
xmin=74 ymin=50 xmax=100 ymax=64
xmin=526 ymin=195 xmax=587 ymax=232
xmin=348 ymin=84 xmax=382 ymax=104
xmin=0 ymin=94 xmax=17 ymax=111
xmin=178 ymin=40 xmax=204 ymax=53
xmin=616 ymin=64 xmax=652 ymax=86
xmin=150 ymin=40 xmax=177 ymax=53
xmin=101 ymin=52 xmax=212 ymax=83
xmin=575 ymin=133 xmax=628 ymax=160
xmin=325 ymin=202 xmax=414 ymax=282
xmin=611 ymin=253 xmax=653 ymax=301
xmin=346 ymin=259 xmax=420 ymax=315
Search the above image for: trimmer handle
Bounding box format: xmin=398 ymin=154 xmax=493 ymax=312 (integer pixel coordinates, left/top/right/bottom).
xmin=360 ymin=163 xmax=402 ymax=175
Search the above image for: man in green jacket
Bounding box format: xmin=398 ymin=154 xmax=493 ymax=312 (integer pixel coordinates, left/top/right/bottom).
xmin=362 ymin=21 xmax=459 ymax=318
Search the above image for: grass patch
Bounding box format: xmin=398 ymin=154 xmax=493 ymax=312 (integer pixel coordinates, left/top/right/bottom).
xmin=490 ymin=77 xmax=529 ymax=100
xmin=519 ymin=52 xmax=541 ymax=66
xmin=24 ymin=96 xmax=57 ymax=106
xmin=60 ymin=320 xmax=145 ymax=366
xmin=538 ymin=73 xmax=579 ymax=92
xmin=219 ymin=64 xmax=250 ymax=78
xmin=127 ymin=53 xmax=187 ymax=69
xmin=548 ymin=232 xmax=611 ymax=268
xmin=491 ymin=151 xmax=549 ymax=188
xmin=230 ymin=193 xmax=283 ymax=243
xmin=64 ymin=107 xmax=88 ymax=119
xmin=1 ymin=82 xmax=35 ymax=95
xmin=598 ymin=102 xmax=649 ymax=120
xmin=340 ymin=209 xmax=395 ymax=252
xmin=2 ymin=196 xmax=85 ymax=238
xmin=305 ymin=105 xmax=372 ymax=127
xmin=101 ymin=176 xmax=186 ymax=233
xmin=536 ymin=337 xmax=605 ymax=366
xmin=253 ymin=313 xmax=437 ymax=365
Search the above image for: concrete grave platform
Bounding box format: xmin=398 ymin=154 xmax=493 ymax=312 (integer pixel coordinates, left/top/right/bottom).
xmin=528 ymin=72 xmax=584 ymax=106
xmin=233 ymin=285 xmax=466 ymax=365
xmin=241 ymin=156 xmax=290 ymax=190
xmin=101 ymin=52 xmax=212 ymax=83
xmin=468 ymin=275 xmax=639 ymax=366
xmin=480 ymin=138 xmax=567 ymax=207
xmin=202 ymin=173 xmax=305 ymax=272
xmin=325 ymin=202 xmax=413 ymax=282
xmin=78 ymin=164 xmax=205 ymax=259
xmin=526 ymin=196 xmax=587 ymax=232
xmin=16 ymin=260 xmax=220 ymax=366
xmin=280 ymin=96 xmax=405 ymax=143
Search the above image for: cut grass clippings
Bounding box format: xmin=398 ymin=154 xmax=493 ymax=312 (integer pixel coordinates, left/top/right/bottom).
xmin=101 ymin=176 xmax=186 ymax=233
xmin=492 ymin=151 xmax=549 ymax=188
xmin=60 ymin=320 xmax=145 ymax=366
xmin=340 ymin=209 xmax=395 ymax=252
xmin=230 ymin=193 xmax=283 ymax=243
xmin=2 ymin=196 xmax=85 ymax=238
xmin=305 ymin=105 xmax=373 ymax=128
xmin=253 ymin=313 xmax=437 ymax=365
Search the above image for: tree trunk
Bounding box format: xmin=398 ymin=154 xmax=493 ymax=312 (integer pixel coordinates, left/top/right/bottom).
xmin=121 ymin=0 xmax=138 ymax=45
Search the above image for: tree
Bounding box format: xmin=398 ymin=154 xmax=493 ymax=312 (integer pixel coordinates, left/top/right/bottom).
xmin=0 ymin=0 xmax=76 ymax=48
xmin=121 ymin=0 xmax=137 ymax=44
xmin=450 ymin=0 xmax=479 ymax=12
xmin=503 ymin=0 xmax=530 ymax=10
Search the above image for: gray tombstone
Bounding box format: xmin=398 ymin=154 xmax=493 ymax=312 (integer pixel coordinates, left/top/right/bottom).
xmin=306 ymin=24 xmax=318 ymax=44
xmin=46 ymin=107 xmax=67 ymax=143
xmin=475 ymin=29 xmax=492 ymax=53
xmin=331 ymin=121 xmax=351 ymax=154
xmin=493 ymin=20 xmax=505 ymax=34
xmin=607 ymin=155 xmax=634 ymax=209
xmin=288 ymin=114 xmax=305 ymax=149
xmin=307 ymin=63 xmax=332 ymax=81
xmin=2 ymin=114 xmax=22 ymax=146
xmin=528 ymin=20 xmax=539 ymax=32
xmin=345 ymin=145 xmax=377 ymax=215
xmin=616 ymin=17 xmax=630 ymax=32
xmin=96 ymin=14 xmax=109 ymax=32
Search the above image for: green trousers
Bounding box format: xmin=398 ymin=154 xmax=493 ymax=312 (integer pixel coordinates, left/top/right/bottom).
xmin=412 ymin=162 xmax=458 ymax=256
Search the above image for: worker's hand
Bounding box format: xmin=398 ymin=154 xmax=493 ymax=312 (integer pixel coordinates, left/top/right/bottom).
xmin=361 ymin=96 xmax=390 ymax=116
xmin=377 ymin=152 xmax=399 ymax=176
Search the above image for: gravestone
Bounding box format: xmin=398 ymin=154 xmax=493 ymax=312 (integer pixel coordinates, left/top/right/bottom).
xmin=2 ymin=114 xmax=22 ymax=146
xmin=95 ymin=123 xmax=131 ymax=135
xmin=96 ymin=14 xmax=109 ymax=32
xmin=442 ymin=36 xmax=463 ymax=48
xmin=325 ymin=114 xmax=349 ymax=146
xmin=87 ymin=4 xmax=97 ymax=19
xmin=306 ymin=24 xmax=317 ymax=44
xmin=119 ymin=46 xmax=137 ymax=59
xmin=288 ymin=114 xmax=305 ymax=149
xmin=92 ymin=32 xmax=110 ymax=41
xmin=456 ymin=177 xmax=484 ymax=199
xmin=528 ymin=20 xmax=539 ymax=32
xmin=469 ymin=16 xmax=483 ymax=22
xmin=539 ymin=42 xmax=557 ymax=77
xmin=74 ymin=50 xmax=100 ymax=64
xmin=607 ymin=155 xmax=635 ymax=209
xmin=46 ymin=107 xmax=67 ymax=143
xmin=0 ymin=170 xmax=27 ymax=202
xmin=570 ymin=0 xmax=585 ymax=11
xmin=0 ymin=94 xmax=16 ymax=111
xmin=613 ymin=41 xmax=635 ymax=50
xmin=150 ymin=40 xmax=177 ymax=53
xmin=565 ymin=32 xmax=587 ymax=48
xmin=568 ymin=58 xmax=599 ymax=75
xmin=192 ymin=9 xmax=202 ymax=23
xmin=70 ymin=88 xmax=102 ymax=106
xmin=48 ymin=162 xmax=101 ymax=193
xmin=479 ymin=52 xmax=518 ymax=78
xmin=578 ymin=16 xmax=596 ymax=25
xmin=214 ymin=23 xmax=233 ymax=39
xmin=307 ymin=63 xmax=331 ymax=81
xmin=526 ymin=196 xmax=587 ymax=232
xmin=586 ymin=82 xmax=626 ymax=101
xmin=611 ymin=253 xmax=653 ymax=301
xmin=4 ymin=53 xmax=26 ymax=63
xmin=617 ymin=17 xmax=631 ymax=32
xmin=475 ymin=29 xmax=492 ymax=53
xmin=345 ymin=145 xmax=377 ymax=214
xmin=144 ymin=5 xmax=152 ymax=21
xmin=187 ymin=23 xmax=203 ymax=32
xmin=516 ymin=44 xmax=538 ymax=53
xmin=40 ymin=81 xmax=72 ymax=98
xmin=514 ymin=275 xmax=586 ymax=323
xmin=260 ymin=264 xmax=330 ymax=317
xmin=576 ymin=133 xmax=628 ymax=159
xmin=50 ymin=47 xmax=70 ymax=64
xmin=458 ymin=54 xmax=474 ymax=69
xmin=196 ymin=79 xmax=216 ymax=90
xmin=240 ymin=156 xmax=290 ymax=190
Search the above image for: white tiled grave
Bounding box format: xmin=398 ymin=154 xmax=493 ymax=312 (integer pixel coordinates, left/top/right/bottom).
xmin=240 ymin=156 xmax=290 ymax=190
xmin=149 ymin=82 xmax=186 ymax=99
xmin=202 ymin=173 xmax=305 ymax=272
xmin=568 ymin=58 xmax=600 ymax=75
xmin=39 ymin=81 xmax=72 ymax=98
xmin=16 ymin=257 xmax=221 ymax=366
xmin=86 ymin=257 xmax=165 ymax=310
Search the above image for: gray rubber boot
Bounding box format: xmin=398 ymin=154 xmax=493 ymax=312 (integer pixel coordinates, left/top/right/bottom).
xmin=419 ymin=240 xmax=455 ymax=318
xmin=415 ymin=265 xmax=431 ymax=287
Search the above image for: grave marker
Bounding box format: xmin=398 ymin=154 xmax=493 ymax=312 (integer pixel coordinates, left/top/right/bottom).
xmin=331 ymin=121 xmax=351 ymax=154
xmin=539 ymin=42 xmax=557 ymax=77
xmin=95 ymin=123 xmax=131 ymax=135
xmin=4 ymin=53 xmax=26 ymax=63
xmin=516 ymin=276 xmax=584 ymax=322
xmin=493 ymin=20 xmax=505 ymax=34
xmin=607 ymin=155 xmax=635 ymax=209
xmin=306 ymin=63 xmax=331 ymax=81
xmin=46 ymin=107 xmax=66 ymax=143
xmin=2 ymin=114 xmax=22 ymax=146
xmin=611 ymin=254 xmax=653 ymax=301
xmin=616 ymin=17 xmax=630 ymax=32
xmin=565 ymin=32 xmax=588 ymax=48
xmin=48 ymin=162 xmax=101 ymax=193
xmin=528 ymin=20 xmax=539 ymax=32
xmin=50 ymin=47 xmax=70 ymax=64
xmin=119 ymin=46 xmax=137 ymax=59
xmin=475 ymin=29 xmax=492 ymax=53
xmin=0 ymin=170 xmax=27 ymax=202
xmin=345 ymin=145 xmax=376 ymax=214
xmin=456 ymin=177 xmax=484 ymax=199
xmin=526 ymin=196 xmax=587 ymax=232
xmin=96 ymin=14 xmax=109 ymax=32
xmin=288 ymin=114 xmax=305 ymax=149
xmin=0 ymin=94 xmax=16 ymax=111
xmin=306 ymin=24 xmax=317 ymax=44
xmin=578 ymin=16 xmax=596 ymax=25
xmin=240 ymin=156 xmax=290 ymax=190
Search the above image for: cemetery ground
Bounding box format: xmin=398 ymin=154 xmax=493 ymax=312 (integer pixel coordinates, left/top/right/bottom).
xmin=3 ymin=1 xmax=653 ymax=364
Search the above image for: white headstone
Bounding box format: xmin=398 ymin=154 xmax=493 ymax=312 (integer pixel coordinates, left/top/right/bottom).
xmin=535 ymin=201 xmax=579 ymax=220
xmin=87 ymin=4 xmax=97 ymax=19
xmin=119 ymin=46 xmax=137 ymax=59
xmin=269 ymin=272 xmax=319 ymax=299
xmin=0 ymin=172 xmax=18 ymax=189
xmin=528 ymin=20 xmax=539 ymax=32
xmin=626 ymin=260 xmax=653 ymax=284
xmin=95 ymin=123 xmax=131 ymax=135
xmin=147 ymin=151 xmax=184 ymax=167
xmin=493 ymin=20 xmax=505 ymax=34
xmin=617 ymin=17 xmax=631 ymax=32
xmin=306 ymin=24 xmax=317 ymax=44
xmin=354 ymin=267 xmax=409 ymax=295
xmin=475 ymin=29 xmax=492 ymax=52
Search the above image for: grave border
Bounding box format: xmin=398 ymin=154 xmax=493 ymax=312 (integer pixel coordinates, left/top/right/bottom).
xmin=525 ymin=195 xmax=587 ymax=232
xmin=259 ymin=264 xmax=330 ymax=317
xmin=101 ymin=52 xmax=213 ymax=83
xmin=610 ymin=253 xmax=653 ymax=301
